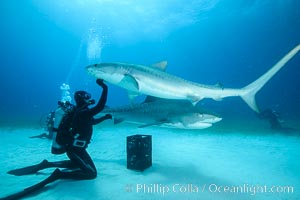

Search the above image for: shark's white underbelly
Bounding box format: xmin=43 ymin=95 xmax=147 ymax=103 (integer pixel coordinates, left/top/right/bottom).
xmin=136 ymin=73 xmax=198 ymax=100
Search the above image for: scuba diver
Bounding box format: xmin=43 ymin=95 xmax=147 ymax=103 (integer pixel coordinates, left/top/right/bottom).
xmin=4 ymin=79 xmax=112 ymax=199
xmin=30 ymin=83 xmax=72 ymax=140
xmin=259 ymin=108 xmax=282 ymax=130
xmin=258 ymin=108 xmax=295 ymax=133
xmin=29 ymin=111 xmax=55 ymax=139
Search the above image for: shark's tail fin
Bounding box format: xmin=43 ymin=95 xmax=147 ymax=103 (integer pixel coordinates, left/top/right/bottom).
xmin=240 ymin=44 xmax=300 ymax=113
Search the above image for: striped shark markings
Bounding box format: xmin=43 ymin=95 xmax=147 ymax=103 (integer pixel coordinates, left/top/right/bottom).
xmin=99 ymin=97 xmax=222 ymax=129
xmin=87 ymin=45 xmax=300 ymax=113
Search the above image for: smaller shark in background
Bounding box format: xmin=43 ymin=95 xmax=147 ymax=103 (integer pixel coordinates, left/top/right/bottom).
xmin=99 ymin=96 xmax=222 ymax=129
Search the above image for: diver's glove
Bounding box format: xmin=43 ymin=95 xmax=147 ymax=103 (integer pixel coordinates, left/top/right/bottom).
xmin=96 ymin=79 xmax=107 ymax=88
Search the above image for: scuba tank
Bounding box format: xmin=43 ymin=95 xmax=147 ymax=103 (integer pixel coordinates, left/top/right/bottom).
xmin=51 ymin=83 xmax=73 ymax=154
xmin=51 ymin=102 xmax=67 ymax=154
xmin=51 ymin=101 xmax=75 ymax=154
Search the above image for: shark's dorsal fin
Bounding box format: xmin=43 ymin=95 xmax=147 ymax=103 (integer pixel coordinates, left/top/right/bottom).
xmin=214 ymin=82 xmax=224 ymax=89
xmin=151 ymin=61 xmax=168 ymax=71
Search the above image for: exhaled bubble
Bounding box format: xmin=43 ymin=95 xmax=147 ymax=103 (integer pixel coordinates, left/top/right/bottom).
xmin=87 ymin=29 xmax=103 ymax=63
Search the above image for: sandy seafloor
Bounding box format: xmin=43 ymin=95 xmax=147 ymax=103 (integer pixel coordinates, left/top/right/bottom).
xmin=0 ymin=120 xmax=299 ymax=200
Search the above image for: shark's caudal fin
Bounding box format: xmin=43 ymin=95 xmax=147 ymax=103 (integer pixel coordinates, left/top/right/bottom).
xmin=240 ymin=44 xmax=300 ymax=113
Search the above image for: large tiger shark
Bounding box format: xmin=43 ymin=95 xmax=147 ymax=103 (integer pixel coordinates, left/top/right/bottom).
xmin=87 ymin=45 xmax=300 ymax=113
xmin=99 ymin=96 xmax=222 ymax=129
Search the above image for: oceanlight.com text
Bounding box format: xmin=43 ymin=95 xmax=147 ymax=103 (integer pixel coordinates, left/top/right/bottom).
xmin=125 ymin=183 xmax=294 ymax=196
xmin=207 ymin=183 xmax=294 ymax=196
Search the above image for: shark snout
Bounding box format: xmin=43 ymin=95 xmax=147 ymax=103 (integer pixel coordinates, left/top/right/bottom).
xmin=86 ymin=64 xmax=107 ymax=76
xmin=212 ymin=116 xmax=222 ymax=123
xmin=86 ymin=64 xmax=97 ymax=74
xmin=200 ymin=114 xmax=222 ymax=123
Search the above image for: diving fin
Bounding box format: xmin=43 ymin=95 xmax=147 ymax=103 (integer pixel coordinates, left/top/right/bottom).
xmin=7 ymin=160 xmax=50 ymax=176
xmin=29 ymin=133 xmax=51 ymax=139
xmin=1 ymin=168 xmax=61 ymax=200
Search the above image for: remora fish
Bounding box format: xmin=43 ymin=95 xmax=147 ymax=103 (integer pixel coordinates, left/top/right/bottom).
xmin=87 ymin=45 xmax=300 ymax=112
xmin=100 ymin=97 xmax=222 ymax=129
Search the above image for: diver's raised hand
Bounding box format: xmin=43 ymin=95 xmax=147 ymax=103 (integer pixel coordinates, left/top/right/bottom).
xmin=96 ymin=79 xmax=107 ymax=88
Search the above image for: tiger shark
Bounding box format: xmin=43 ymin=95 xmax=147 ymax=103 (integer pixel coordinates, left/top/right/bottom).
xmin=87 ymin=45 xmax=300 ymax=113
xmin=99 ymin=96 xmax=222 ymax=129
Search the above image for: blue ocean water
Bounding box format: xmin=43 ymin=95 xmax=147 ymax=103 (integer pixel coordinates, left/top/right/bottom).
xmin=1 ymin=2 xmax=300 ymax=200
xmin=0 ymin=0 xmax=300 ymax=126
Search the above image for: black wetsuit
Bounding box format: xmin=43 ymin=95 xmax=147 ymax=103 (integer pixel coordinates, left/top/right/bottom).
xmin=259 ymin=109 xmax=282 ymax=130
xmin=57 ymin=80 xmax=111 ymax=180
xmin=4 ymin=80 xmax=112 ymax=200
xmin=258 ymin=108 xmax=295 ymax=133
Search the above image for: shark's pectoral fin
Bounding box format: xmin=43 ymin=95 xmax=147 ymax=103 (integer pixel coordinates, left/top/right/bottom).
xmin=138 ymin=119 xmax=169 ymax=128
xmin=119 ymin=74 xmax=140 ymax=92
xmin=128 ymin=91 xmax=139 ymax=102
xmin=119 ymin=74 xmax=141 ymax=101
xmin=213 ymin=97 xmax=223 ymax=101
xmin=187 ymin=95 xmax=202 ymax=106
